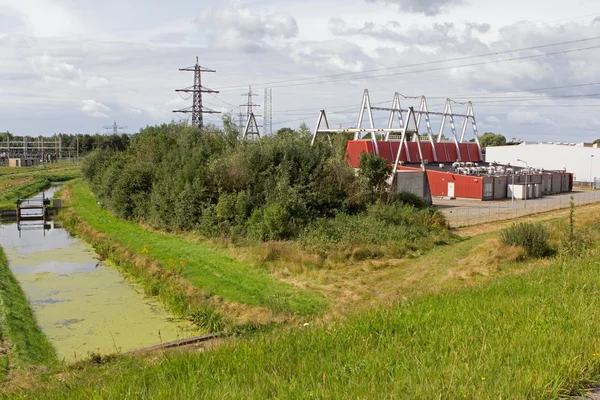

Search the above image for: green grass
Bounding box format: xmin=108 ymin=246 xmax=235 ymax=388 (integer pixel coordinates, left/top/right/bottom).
xmin=0 ymin=164 xmax=80 ymax=210
xmin=65 ymin=181 xmax=327 ymax=316
xmin=8 ymin=251 xmax=600 ymax=398
xmin=0 ymin=247 xmax=57 ymax=380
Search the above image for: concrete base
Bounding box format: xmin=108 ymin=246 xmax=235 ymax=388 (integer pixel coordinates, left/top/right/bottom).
xmin=393 ymin=171 xmax=433 ymax=205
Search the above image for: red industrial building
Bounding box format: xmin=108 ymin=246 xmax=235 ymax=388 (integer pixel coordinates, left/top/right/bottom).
xmin=346 ymin=140 xmax=573 ymax=200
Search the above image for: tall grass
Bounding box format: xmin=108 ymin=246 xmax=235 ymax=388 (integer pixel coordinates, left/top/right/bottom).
xmin=10 ymin=253 xmax=600 ymax=398
xmin=0 ymin=247 xmax=57 ymax=378
xmin=499 ymin=222 xmax=552 ymax=257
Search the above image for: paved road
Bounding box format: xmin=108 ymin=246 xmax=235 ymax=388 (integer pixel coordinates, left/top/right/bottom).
xmin=434 ymin=190 xmax=600 ymax=228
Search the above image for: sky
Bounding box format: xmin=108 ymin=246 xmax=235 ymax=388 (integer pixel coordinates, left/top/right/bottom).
xmin=1 ymin=0 xmax=600 ymax=142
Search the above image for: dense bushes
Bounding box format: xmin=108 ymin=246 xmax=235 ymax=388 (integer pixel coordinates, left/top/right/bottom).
xmin=499 ymin=222 xmax=552 ymax=257
xmin=82 ymin=122 xmax=450 ymax=251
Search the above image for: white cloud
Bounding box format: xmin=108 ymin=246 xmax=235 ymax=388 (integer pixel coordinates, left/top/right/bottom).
xmin=365 ymin=0 xmax=464 ymax=16
xmin=32 ymin=52 xmax=82 ymax=81
xmin=507 ymin=110 xmax=555 ymax=125
xmin=31 ymin=52 xmax=108 ymax=88
xmin=0 ymin=0 xmax=83 ymax=37
xmin=1 ymin=0 xmax=600 ymax=142
xmin=81 ymin=99 xmax=110 ymax=119
xmin=194 ymin=7 xmax=298 ymax=52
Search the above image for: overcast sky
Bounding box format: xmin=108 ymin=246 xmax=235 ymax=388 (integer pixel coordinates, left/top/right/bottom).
xmin=1 ymin=0 xmax=600 ymax=142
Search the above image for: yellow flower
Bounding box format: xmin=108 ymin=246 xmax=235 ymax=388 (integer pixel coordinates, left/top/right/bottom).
xmin=141 ymin=245 xmax=150 ymax=255
xmin=481 ymin=377 xmax=486 ymax=381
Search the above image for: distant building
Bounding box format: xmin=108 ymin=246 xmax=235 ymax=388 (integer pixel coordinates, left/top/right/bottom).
xmin=486 ymin=142 xmax=600 ymax=183
xmin=8 ymin=157 xmax=40 ymax=167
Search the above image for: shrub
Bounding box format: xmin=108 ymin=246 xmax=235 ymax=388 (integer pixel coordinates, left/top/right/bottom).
xmin=80 ymin=121 xmax=452 ymax=254
xmin=189 ymin=308 xmax=226 ymax=332
xmin=499 ymin=222 xmax=552 ymax=257
xmin=393 ymin=191 xmax=427 ymax=209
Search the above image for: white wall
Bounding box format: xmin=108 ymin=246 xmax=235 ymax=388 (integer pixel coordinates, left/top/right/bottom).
xmin=486 ymin=144 xmax=600 ymax=182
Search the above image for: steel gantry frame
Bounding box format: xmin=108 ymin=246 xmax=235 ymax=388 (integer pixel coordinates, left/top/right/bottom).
xmin=312 ymin=89 xmax=483 ymax=162
xmin=0 ymin=135 xmax=76 ymax=162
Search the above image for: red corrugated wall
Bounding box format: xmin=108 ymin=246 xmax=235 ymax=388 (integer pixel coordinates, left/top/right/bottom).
xmin=398 ymin=166 xmax=484 ymax=199
xmin=346 ymin=140 xmax=374 ymax=167
xmin=346 ymin=140 xmax=482 ymax=167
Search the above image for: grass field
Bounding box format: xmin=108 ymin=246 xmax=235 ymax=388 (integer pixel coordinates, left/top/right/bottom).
xmin=7 ymin=229 xmax=600 ymax=398
xmin=0 ymin=247 xmax=57 ymax=382
xmin=0 ymin=163 xmax=80 ymax=210
xmin=5 ymin=176 xmax=600 ymax=397
xmin=62 ymin=181 xmax=328 ymax=318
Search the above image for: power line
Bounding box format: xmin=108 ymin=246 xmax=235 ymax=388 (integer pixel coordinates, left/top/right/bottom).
xmin=218 ymin=36 xmax=600 ymax=91
xmin=262 ymin=44 xmax=600 ymax=91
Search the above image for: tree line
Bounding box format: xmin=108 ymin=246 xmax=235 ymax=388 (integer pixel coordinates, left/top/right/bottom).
xmin=0 ymin=131 xmax=130 ymax=155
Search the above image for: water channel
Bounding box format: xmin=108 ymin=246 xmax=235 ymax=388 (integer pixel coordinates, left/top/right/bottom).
xmin=0 ymin=187 xmax=194 ymax=362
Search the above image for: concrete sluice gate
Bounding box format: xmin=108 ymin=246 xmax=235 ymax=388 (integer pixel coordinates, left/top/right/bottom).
xmin=0 ymin=187 xmax=195 ymax=362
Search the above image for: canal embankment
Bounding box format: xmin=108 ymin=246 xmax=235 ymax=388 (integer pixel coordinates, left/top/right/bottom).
xmin=57 ymin=181 xmax=328 ymax=331
xmin=0 ymin=246 xmax=57 ymax=379
xmin=0 ymin=186 xmax=196 ymax=364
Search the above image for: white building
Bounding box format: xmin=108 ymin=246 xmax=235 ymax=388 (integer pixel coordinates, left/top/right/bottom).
xmin=486 ymin=142 xmax=600 ymax=183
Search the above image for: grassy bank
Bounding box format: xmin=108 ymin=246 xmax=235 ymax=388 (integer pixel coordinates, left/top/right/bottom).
xmin=60 ymin=181 xmax=327 ymax=321
xmin=8 ymin=247 xmax=600 ymax=398
xmin=0 ymin=247 xmax=57 ymax=381
xmin=0 ymin=164 xmax=80 ymax=210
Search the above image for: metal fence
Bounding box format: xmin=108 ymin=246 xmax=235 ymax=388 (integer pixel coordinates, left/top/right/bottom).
xmin=441 ymin=190 xmax=600 ymax=228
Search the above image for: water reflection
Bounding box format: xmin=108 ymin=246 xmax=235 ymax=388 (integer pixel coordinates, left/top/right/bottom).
xmin=0 ymin=188 xmax=195 ymax=362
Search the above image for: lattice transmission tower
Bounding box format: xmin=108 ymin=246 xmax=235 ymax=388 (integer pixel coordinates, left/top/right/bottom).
xmin=264 ymin=88 xmax=272 ymax=136
xmin=173 ymin=57 xmax=220 ymax=129
xmin=240 ymin=85 xmax=261 ymax=140
xmin=103 ymin=121 xmax=127 ymax=135
xmin=237 ymin=107 xmax=246 ymax=133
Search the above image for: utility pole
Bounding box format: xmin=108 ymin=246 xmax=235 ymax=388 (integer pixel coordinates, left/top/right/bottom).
xmin=173 ymin=57 xmax=220 ymax=129
xmin=103 ymin=121 xmax=128 ymax=135
xmin=264 ymin=88 xmax=272 ymax=136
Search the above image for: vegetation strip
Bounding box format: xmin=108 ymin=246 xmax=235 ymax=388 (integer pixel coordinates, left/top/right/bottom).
xmin=0 ymin=247 xmax=57 ymax=378
xmin=61 ymin=181 xmax=327 ymax=317
xmin=0 ymin=165 xmax=80 ymax=211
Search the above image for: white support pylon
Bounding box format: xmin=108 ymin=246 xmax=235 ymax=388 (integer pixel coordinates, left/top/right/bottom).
xmin=355 ymin=89 xmax=379 ymax=155
xmin=393 ymin=107 xmax=432 ymax=205
xmin=416 ymin=96 xmax=438 ymax=162
xmin=459 ymin=101 xmax=484 ymax=161
xmin=385 ymin=92 xmax=409 ymax=162
xmin=311 ymin=110 xmax=331 ymax=146
xmin=385 ymin=92 xmax=404 ymax=140
xmin=437 ymin=99 xmax=462 ymax=161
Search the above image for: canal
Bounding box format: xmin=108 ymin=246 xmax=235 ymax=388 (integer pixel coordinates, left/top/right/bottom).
xmin=0 ymin=187 xmax=195 ymax=362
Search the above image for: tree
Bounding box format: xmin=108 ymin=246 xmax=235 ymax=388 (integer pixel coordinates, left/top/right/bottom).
xmin=479 ymin=132 xmax=506 ymax=148
xmin=593 ymin=139 xmax=600 ymax=145
xmin=359 ymin=152 xmax=392 ymax=202
xmin=298 ymin=122 xmax=311 ymax=137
